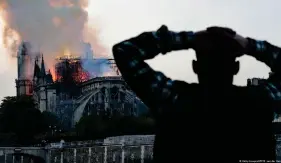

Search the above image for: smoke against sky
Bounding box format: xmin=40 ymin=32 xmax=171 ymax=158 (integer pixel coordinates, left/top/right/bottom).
xmin=81 ymin=42 xmax=112 ymax=77
xmin=0 ymin=0 xmax=107 ymax=67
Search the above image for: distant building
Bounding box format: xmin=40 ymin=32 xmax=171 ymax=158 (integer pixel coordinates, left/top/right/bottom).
xmin=247 ymin=72 xmax=277 ymax=86
xmin=247 ymin=78 xmax=266 ymax=86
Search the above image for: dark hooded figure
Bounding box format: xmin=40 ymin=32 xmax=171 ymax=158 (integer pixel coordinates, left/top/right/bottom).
xmin=112 ymin=26 xmax=278 ymax=162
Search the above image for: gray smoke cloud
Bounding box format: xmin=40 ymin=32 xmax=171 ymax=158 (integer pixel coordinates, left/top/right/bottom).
xmin=81 ymin=42 xmax=113 ymax=77
xmin=0 ymin=0 xmax=106 ymax=67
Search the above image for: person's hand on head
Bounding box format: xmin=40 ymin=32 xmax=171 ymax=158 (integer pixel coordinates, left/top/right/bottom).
xmin=190 ymin=30 xmax=214 ymax=54
xmin=189 ymin=26 xmax=248 ymax=59
xmin=206 ymin=26 xmax=248 ymax=57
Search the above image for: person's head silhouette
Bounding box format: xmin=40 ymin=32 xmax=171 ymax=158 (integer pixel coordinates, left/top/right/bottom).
xmin=192 ymin=28 xmax=243 ymax=88
xmin=192 ymin=50 xmax=240 ymax=87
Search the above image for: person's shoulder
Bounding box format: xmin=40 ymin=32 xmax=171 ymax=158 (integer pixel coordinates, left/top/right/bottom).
xmin=233 ymin=84 xmax=270 ymax=101
xmin=172 ymin=80 xmax=199 ymax=92
xmin=231 ymin=85 xmax=272 ymax=118
xmin=234 ymin=84 xmax=265 ymax=92
xmin=173 ymin=80 xmax=198 ymax=87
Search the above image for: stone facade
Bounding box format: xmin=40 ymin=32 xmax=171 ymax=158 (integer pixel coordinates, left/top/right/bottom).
xmin=32 ymin=56 xmax=56 ymax=113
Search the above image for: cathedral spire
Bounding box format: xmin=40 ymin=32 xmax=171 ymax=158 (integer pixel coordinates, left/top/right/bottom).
xmin=33 ymin=56 xmax=40 ymax=78
xmin=41 ymin=54 xmax=46 ymax=77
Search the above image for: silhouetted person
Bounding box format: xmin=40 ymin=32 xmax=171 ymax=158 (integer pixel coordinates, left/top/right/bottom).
xmin=112 ymin=26 xmax=278 ymax=162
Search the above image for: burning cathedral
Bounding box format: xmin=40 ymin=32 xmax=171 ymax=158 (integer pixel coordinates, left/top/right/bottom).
xmin=15 ymin=42 xmax=148 ymax=129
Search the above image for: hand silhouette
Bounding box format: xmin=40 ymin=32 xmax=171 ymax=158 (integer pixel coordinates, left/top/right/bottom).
xmin=207 ymin=26 xmax=248 ymax=57
xmin=190 ymin=27 xmax=247 ymax=58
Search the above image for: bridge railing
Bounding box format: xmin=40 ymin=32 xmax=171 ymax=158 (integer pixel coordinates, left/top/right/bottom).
xmin=49 ymin=144 xmax=153 ymax=163
xmin=48 ymin=144 xmax=281 ymax=163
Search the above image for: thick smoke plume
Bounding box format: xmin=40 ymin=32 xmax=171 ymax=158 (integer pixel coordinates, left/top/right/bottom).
xmin=0 ymin=0 xmax=109 ymax=73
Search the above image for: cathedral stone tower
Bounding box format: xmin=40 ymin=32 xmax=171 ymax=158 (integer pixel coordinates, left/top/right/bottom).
xmin=15 ymin=42 xmax=33 ymax=96
xmin=33 ymin=55 xmax=56 ymax=112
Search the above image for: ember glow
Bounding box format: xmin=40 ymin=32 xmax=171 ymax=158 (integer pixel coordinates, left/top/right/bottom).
xmin=50 ymin=67 xmax=56 ymax=81
xmin=63 ymin=48 xmax=71 ymax=58
xmin=54 ymin=58 xmax=90 ymax=83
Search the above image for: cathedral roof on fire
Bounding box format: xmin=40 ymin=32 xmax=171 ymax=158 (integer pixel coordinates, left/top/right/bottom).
xmin=45 ymin=72 xmax=53 ymax=84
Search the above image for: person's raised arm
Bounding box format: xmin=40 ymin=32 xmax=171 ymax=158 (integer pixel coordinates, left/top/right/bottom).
xmin=205 ymin=26 xmax=281 ymax=81
xmin=112 ymin=25 xmax=194 ymax=117
xmin=204 ymin=26 xmax=281 ymax=115
xmin=246 ymin=37 xmax=281 ymax=114
xmin=246 ymin=38 xmax=281 ymax=74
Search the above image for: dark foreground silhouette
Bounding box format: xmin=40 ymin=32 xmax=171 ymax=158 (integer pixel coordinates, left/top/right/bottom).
xmin=112 ymin=26 xmax=279 ymax=162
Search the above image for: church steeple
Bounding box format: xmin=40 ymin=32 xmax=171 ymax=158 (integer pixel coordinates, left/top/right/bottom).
xmin=46 ymin=69 xmax=54 ymax=84
xmin=33 ymin=56 xmax=40 ymax=79
xmin=40 ymin=54 xmax=46 ymax=77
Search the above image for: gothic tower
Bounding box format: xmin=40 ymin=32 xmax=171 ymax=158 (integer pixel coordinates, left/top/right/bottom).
xmin=15 ymin=42 xmax=33 ymax=96
xmin=38 ymin=55 xmax=47 ymax=112
xmin=33 ymin=56 xmax=40 ymax=85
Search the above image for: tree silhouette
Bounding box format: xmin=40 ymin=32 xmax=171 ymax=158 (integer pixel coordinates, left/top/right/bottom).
xmin=75 ymin=113 xmax=155 ymax=140
xmin=0 ymin=96 xmax=60 ymax=145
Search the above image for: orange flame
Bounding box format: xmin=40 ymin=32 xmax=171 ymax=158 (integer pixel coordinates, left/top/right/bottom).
xmin=63 ymin=48 xmax=71 ymax=58
xmin=50 ymin=67 xmax=56 ymax=81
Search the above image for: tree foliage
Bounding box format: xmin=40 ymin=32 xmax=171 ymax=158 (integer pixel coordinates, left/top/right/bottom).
xmin=0 ymin=96 xmax=42 ymax=138
xmin=0 ymin=95 xmax=155 ymax=144
xmin=75 ymin=114 xmax=155 ymax=140
xmin=41 ymin=111 xmax=60 ymax=128
xmin=0 ymin=96 xmax=59 ymax=145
